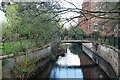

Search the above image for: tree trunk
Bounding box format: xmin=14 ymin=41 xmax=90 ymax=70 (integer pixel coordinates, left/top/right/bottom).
xmin=35 ymin=34 xmax=40 ymax=47
xmin=19 ymin=37 xmax=23 ymax=52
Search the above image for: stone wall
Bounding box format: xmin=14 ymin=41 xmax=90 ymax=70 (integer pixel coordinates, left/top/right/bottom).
xmin=82 ymin=43 xmax=119 ymax=78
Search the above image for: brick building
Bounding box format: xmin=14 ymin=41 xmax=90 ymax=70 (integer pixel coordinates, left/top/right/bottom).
xmin=78 ymin=1 xmax=118 ymax=36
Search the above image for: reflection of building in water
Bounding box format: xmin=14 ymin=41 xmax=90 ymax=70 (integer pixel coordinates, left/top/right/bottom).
xmin=79 ymin=53 xmax=108 ymax=79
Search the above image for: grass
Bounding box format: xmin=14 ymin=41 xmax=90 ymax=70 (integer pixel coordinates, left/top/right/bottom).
xmin=0 ymin=39 xmax=35 ymax=55
xmin=0 ymin=43 xmax=3 ymax=55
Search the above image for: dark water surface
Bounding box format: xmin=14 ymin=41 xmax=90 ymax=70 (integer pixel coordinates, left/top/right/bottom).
xmin=35 ymin=43 xmax=110 ymax=79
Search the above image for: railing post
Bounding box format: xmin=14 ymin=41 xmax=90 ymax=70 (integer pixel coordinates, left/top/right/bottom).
xmin=114 ymin=36 xmax=115 ymax=47
xmin=2 ymin=39 xmax=5 ymax=55
xmin=109 ymin=36 xmax=110 ymax=44
xmin=20 ymin=38 xmax=23 ymax=52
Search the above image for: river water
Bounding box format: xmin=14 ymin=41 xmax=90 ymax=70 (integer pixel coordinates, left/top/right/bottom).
xmin=34 ymin=43 xmax=110 ymax=79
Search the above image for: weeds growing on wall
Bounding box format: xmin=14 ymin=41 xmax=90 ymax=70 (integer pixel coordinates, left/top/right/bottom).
xmin=11 ymin=53 xmax=41 ymax=79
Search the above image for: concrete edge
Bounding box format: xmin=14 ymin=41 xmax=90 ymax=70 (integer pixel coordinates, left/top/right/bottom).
xmin=82 ymin=44 xmax=118 ymax=77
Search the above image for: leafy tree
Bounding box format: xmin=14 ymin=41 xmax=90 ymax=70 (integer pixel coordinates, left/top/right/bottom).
xmin=68 ymin=26 xmax=84 ymax=40
xmin=2 ymin=2 xmax=61 ymax=47
xmin=2 ymin=4 xmax=20 ymax=40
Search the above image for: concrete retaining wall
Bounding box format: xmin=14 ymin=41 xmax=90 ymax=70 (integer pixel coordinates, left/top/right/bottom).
xmin=82 ymin=43 xmax=119 ymax=78
xmin=0 ymin=45 xmax=52 ymax=78
xmin=0 ymin=60 xmax=2 ymax=80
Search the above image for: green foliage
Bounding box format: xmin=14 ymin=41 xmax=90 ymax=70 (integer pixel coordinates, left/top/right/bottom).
xmin=68 ymin=27 xmax=84 ymax=40
xmin=2 ymin=59 xmax=9 ymax=66
xmin=2 ymin=22 xmax=13 ymax=40
xmin=0 ymin=43 xmax=3 ymax=55
xmin=92 ymin=31 xmax=100 ymax=36
xmin=12 ymin=53 xmax=43 ymax=78
xmin=49 ymin=53 xmax=56 ymax=62
xmin=98 ymin=38 xmax=101 ymax=41
xmin=70 ymin=44 xmax=83 ymax=56
xmin=3 ymin=40 xmax=35 ymax=54
xmin=2 ymin=2 xmax=62 ymax=53
xmin=85 ymin=36 xmax=118 ymax=49
xmin=59 ymin=28 xmax=68 ymax=40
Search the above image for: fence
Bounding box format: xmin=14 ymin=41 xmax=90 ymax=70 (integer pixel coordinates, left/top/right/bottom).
xmin=82 ymin=35 xmax=118 ymax=49
xmin=0 ymin=35 xmax=119 ymax=56
xmin=0 ymin=38 xmax=36 ymax=56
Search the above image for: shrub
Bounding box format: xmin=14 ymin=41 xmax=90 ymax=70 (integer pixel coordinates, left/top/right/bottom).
xmin=49 ymin=53 xmax=56 ymax=62
xmin=92 ymin=31 xmax=100 ymax=36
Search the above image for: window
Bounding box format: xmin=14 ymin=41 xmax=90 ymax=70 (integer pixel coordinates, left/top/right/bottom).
xmin=99 ymin=28 xmax=103 ymax=32
xmin=94 ymin=25 xmax=97 ymax=27
xmin=100 ymin=6 xmax=103 ymax=9
xmin=94 ymin=6 xmax=98 ymax=10
xmin=94 ymin=29 xmax=98 ymax=31
xmin=94 ymin=21 xmax=98 ymax=25
xmin=114 ymin=29 xmax=116 ymax=32
xmin=99 ymin=21 xmax=104 ymax=25
xmin=105 ymin=28 xmax=108 ymax=32
xmin=94 ymin=14 xmax=98 ymax=16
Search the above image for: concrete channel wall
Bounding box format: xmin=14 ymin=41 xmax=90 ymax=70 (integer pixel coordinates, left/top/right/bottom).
xmin=82 ymin=43 xmax=119 ymax=78
xmin=0 ymin=44 xmax=52 ymax=78
xmin=0 ymin=60 xmax=2 ymax=80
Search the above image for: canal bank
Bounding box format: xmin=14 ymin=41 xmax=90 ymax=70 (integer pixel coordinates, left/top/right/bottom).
xmin=31 ymin=43 xmax=110 ymax=79
xmin=0 ymin=42 xmax=116 ymax=79
xmin=0 ymin=42 xmax=65 ymax=79
xmin=82 ymin=43 xmax=119 ymax=78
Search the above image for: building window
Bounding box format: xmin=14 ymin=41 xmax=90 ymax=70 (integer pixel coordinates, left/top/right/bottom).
xmin=99 ymin=21 xmax=104 ymax=25
xmin=100 ymin=6 xmax=103 ymax=9
xmin=94 ymin=21 xmax=98 ymax=25
xmin=94 ymin=6 xmax=98 ymax=10
xmin=99 ymin=28 xmax=103 ymax=32
xmin=94 ymin=29 xmax=98 ymax=31
xmin=114 ymin=29 xmax=116 ymax=32
xmin=105 ymin=28 xmax=108 ymax=32
xmin=94 ymin=14 xmax=98 ymax=16
xmin=94 ymin=25 xmax=97 ymax=27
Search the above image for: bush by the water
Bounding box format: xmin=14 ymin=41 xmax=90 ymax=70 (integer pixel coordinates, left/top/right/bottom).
xmin=49 ymin=53 xmax=56 ymax=62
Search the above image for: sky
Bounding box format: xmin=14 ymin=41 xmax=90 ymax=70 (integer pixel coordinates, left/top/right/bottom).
xmin=0 ymin=0 xmax=6 ymax=22
xmin=0 ymin=0 xmax=83 ymax=28
xmin=59 ymin=0 xmax=83 ymax=29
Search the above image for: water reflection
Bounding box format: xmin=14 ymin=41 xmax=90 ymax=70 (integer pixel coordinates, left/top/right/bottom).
xmin=50 ymin=46 xmax=83 ymax=78
xmin=50 ymin=67 xmax=83 ymax=78
xmin=57 ymin=46 xmax=80 ymax=67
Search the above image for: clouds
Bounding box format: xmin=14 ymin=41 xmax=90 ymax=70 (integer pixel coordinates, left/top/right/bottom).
xmin=58 ymin=0 xmax=83 ymax=29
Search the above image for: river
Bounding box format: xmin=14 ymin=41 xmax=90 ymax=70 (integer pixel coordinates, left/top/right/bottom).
xmin=33 ymin=43 xmax=110 ymax=79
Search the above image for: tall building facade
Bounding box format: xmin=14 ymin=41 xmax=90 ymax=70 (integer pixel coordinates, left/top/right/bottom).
xmin=78 ymin=1 xmax=118 ymax=36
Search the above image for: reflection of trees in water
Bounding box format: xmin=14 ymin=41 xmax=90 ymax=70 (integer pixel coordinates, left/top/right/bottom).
xmin=70 ymin=43 xmax=83 ymax=56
